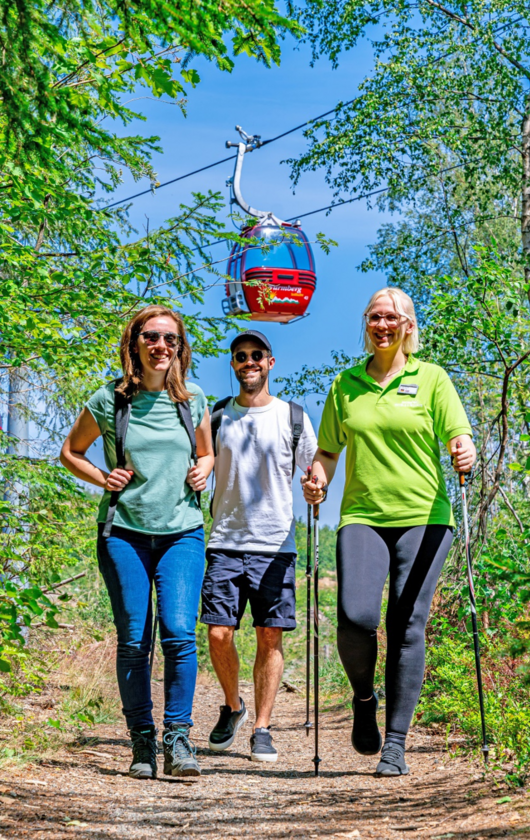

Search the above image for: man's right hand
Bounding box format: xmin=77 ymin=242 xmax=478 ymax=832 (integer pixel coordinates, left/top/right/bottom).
xmin=104 ymin=469 xmax=134 ymax=492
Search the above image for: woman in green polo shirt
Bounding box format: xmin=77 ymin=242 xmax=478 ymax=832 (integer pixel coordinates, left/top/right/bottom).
xmin=304 ymin=287 xmax=475 ymax=776
xmin=61 ymin=305 xmax=214 ymax=781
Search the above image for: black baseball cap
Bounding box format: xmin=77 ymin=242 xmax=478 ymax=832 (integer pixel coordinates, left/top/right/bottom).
xmin=230 ymin=330 xmax=272 ymax=354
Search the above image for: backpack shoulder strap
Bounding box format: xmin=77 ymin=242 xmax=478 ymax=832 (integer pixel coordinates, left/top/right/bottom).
xmin=208 ymin=396 xmax=232 ymax=518
xmin=102 ymin=380 xmax=132 ymax=537
xmin=114 ymin=385 xmax=132 ymax=468
xmin=210 ymin=397 xmax=232 ymax=457
xmin=176 ymin=400 xmax=201 ymax=509
xmin=176 ymin=400 xmax=197 ymax=464
xmin=289 ymin=401 xmax=304 ymax=476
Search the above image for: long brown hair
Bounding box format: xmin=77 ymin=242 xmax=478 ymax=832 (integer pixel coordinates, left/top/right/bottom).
xmin=116 ymin=305 xmax=193 ymax=403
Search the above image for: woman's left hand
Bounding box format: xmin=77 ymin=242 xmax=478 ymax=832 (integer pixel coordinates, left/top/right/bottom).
xmin=449 ymin=435 xmax=476 ymax=474
xmin=187 ymin=463 xmax=207 ymax=492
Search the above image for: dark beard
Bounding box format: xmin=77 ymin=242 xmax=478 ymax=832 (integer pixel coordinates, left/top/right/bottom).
xmin=234 ymin=365 xmax=269 ymax=394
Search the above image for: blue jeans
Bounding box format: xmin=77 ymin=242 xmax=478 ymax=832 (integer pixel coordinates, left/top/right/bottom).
xmin=97 ymin=524 xmax=205 ymax=729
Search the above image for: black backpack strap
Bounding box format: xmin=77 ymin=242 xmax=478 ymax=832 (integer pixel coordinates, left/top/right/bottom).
xmin=102 ymin=382 xmax=132 ymax=538
xmin=210 ymin=397 xmax=232 ymax=457
xmin=209 ymin=396 xmax=232 ymax=517
xmin=289 ymin=401 xmax=304 ymax=476
xmin=177 ymin=400 xmax=197 ymax=463
xmin=177 ymin=400 xmax=201 ymax=508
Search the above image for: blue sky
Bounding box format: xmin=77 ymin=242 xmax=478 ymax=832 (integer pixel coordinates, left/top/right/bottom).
xmin=107 ymin=31 xmax=391 ymax=526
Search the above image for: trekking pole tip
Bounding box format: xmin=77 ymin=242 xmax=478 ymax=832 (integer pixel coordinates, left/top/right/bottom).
xmin=482 ymin=744 xmax=490 ymax=764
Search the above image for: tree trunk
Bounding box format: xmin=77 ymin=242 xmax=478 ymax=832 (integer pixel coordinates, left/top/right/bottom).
xmin=522 ymin=92 xmax=530 ymax=298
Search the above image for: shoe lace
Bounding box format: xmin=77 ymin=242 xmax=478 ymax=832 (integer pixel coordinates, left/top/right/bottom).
xmin=163 ymin=728 xmax=196 ymax=763
xmin=130 ymin=731 xmax=157 ymax=764
xmin=382 ymin=744 xmax=403 ymax=765
xmin=252 ymin=729 xmax=272 ymax=747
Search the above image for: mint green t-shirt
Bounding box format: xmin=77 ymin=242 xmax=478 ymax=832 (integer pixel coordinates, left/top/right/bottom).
xmin=86 ymin=382 xmax=207 ymax=535
xmin=318 ymin=356 xmax=472 ymax=529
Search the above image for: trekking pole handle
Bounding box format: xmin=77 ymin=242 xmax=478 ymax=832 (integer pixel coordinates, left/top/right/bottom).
xmin=313 ymin=474 xmax=320 ymax=519
xmin=455 ymin=441 xmax=469 ymax=487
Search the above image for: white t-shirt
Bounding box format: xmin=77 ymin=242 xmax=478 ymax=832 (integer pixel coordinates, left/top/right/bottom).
xmin=208 ymin=397 xmax=317 ymax=553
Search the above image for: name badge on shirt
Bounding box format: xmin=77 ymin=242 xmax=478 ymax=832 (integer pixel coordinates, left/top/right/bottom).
xmin=397 ymin=383 xmax=419 ymax=396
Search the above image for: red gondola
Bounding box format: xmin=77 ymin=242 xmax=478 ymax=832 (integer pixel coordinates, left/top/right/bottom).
xmin=222 ymin=127 xmax=317 ymax=324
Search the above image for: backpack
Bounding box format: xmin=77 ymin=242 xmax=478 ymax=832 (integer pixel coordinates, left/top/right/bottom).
xmin=102 ymin=379 xmax=199 ymax=538
xmin=208 ymin=397 xmax=304 ymax=515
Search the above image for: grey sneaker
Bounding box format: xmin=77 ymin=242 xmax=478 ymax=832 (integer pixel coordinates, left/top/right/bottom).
xmin=376 ymin=742 xmax=410 ymax=776
xmin=208 ymin=698 xmax=248 ymax=751
xmin=129 ymin=725 xmax=157 ymax=779
xmin=163 ymin=724 xmax=201 ymax=777
xmin=250 ymin=727 xmax=278 ymax=763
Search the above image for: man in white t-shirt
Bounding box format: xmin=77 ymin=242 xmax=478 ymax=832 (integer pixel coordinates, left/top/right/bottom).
xmin=201 ymin=330 xmax=317 ymax=763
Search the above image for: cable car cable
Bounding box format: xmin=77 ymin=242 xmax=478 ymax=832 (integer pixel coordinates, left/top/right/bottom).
xmin=100 ymin=16 xmax=519 ymax=212
xmin=189 ymin=155 xmax=482 ymax=254
xmin=104 ymin=154 xmax=237 ymax=210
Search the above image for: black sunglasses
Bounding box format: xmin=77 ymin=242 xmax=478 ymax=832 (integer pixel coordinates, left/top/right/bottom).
xmin=139 ymin=330 xmax=181 ymax=348
xmin=232 ymin=349 xmax=269 ymax=364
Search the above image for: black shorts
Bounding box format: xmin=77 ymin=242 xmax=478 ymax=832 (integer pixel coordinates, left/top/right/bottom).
xmin=200 ymin=548 xmax=297 ymax=630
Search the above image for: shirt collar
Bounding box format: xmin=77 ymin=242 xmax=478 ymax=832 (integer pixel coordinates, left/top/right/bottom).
xmin=350 ymin=354 xmax=419 ymax=384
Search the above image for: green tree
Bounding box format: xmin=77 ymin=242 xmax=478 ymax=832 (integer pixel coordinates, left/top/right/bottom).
xmin=284 ymin=2 xmax=530 ymax=536
xmin=0 ymin=0 xmax=299 ymax=680
xmin=295 ymin=1 xmax=530 ymax=281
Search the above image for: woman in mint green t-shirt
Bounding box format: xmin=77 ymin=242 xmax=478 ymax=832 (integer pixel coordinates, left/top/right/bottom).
xmin=304 ymin=287 xmax=476 ymax=777
xmin=61 ymin=305 xmax=214 ymax=780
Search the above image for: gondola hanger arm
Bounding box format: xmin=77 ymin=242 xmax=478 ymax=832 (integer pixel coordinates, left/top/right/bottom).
xmin=226 ymin=126 xmax=285 ymax=227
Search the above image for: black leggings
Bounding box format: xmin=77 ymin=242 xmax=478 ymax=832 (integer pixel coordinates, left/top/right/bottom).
xmin=336 ymin=524 xmax=453 ymax=747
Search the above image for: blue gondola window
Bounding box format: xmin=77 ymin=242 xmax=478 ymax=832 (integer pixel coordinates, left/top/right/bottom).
xmin=242 ymin=226 xmax=313 ymax=273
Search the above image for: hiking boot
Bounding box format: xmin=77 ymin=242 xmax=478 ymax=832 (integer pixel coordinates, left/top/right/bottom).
xmin=128 ymin=725 xmax=158 ymax=779
xmin=376 ymin=742 xmax=410 ymax=776
xmin=250 ymin=727 xmax=278 ymax=763
xmin=208 ymin=697 xmax=248 ymax=751
xmin=352 ymin=693 xmax=382 ymax=756
xmin=162 ymin=724 xmax=201 ymax=777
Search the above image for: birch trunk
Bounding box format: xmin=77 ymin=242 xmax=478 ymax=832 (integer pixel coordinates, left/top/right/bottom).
xmin=522 ymin=93 xmax=530 ymax=297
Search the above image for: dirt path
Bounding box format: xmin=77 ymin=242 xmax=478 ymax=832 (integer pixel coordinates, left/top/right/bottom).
xmin=0 ymin=679 xmax=528 ymax=839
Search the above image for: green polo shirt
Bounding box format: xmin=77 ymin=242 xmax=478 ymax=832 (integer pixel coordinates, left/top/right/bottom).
xmin=318 ymin=356 xmax=472 ymax=529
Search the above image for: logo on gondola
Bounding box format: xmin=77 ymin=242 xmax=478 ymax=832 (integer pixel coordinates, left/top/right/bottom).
xmin=270 ymin=296 xmax=300 ymax=305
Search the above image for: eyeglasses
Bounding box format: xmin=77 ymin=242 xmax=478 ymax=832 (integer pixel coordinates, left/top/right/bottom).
xmin=365 ymin=313 xmax=403 ymax=327
xmin=139 ymin=330 xmax=181 ymax=348
xmin=232 ymin=349 xmax=269 ymax=364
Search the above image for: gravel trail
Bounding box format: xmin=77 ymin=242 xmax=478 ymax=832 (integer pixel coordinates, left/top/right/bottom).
xmin=0 ymin=679 xmax=528 ymax=839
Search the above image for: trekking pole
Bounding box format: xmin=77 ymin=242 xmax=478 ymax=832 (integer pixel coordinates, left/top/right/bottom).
xmin=304 ymin=467 xmax=313 ymax=736
xmin=312 ymin=476 xmax=321 ymax=777
xmin=149 ymin=603 xmax=159 ymax=677
xmin=456 ymin=441 xmax=489 ymax=764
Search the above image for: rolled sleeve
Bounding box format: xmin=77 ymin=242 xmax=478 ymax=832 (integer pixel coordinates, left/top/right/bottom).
xmin=432 ymin=370 xmax=472 ymax=445
xmin=85 ymin=385 xmax=112 ymax=435
xmin=317 ymin=379 xmax=347 ymax=453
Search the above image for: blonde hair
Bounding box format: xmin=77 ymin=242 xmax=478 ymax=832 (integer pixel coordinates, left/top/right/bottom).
xmin=363 ymin=287 xmax=419 ymax=354
xmin=116 ymin=305 xmax=192 ymax=403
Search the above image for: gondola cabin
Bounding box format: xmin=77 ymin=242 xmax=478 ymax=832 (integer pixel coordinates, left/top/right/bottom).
xmin=223 ymin=221 xmax=317 ymax=324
